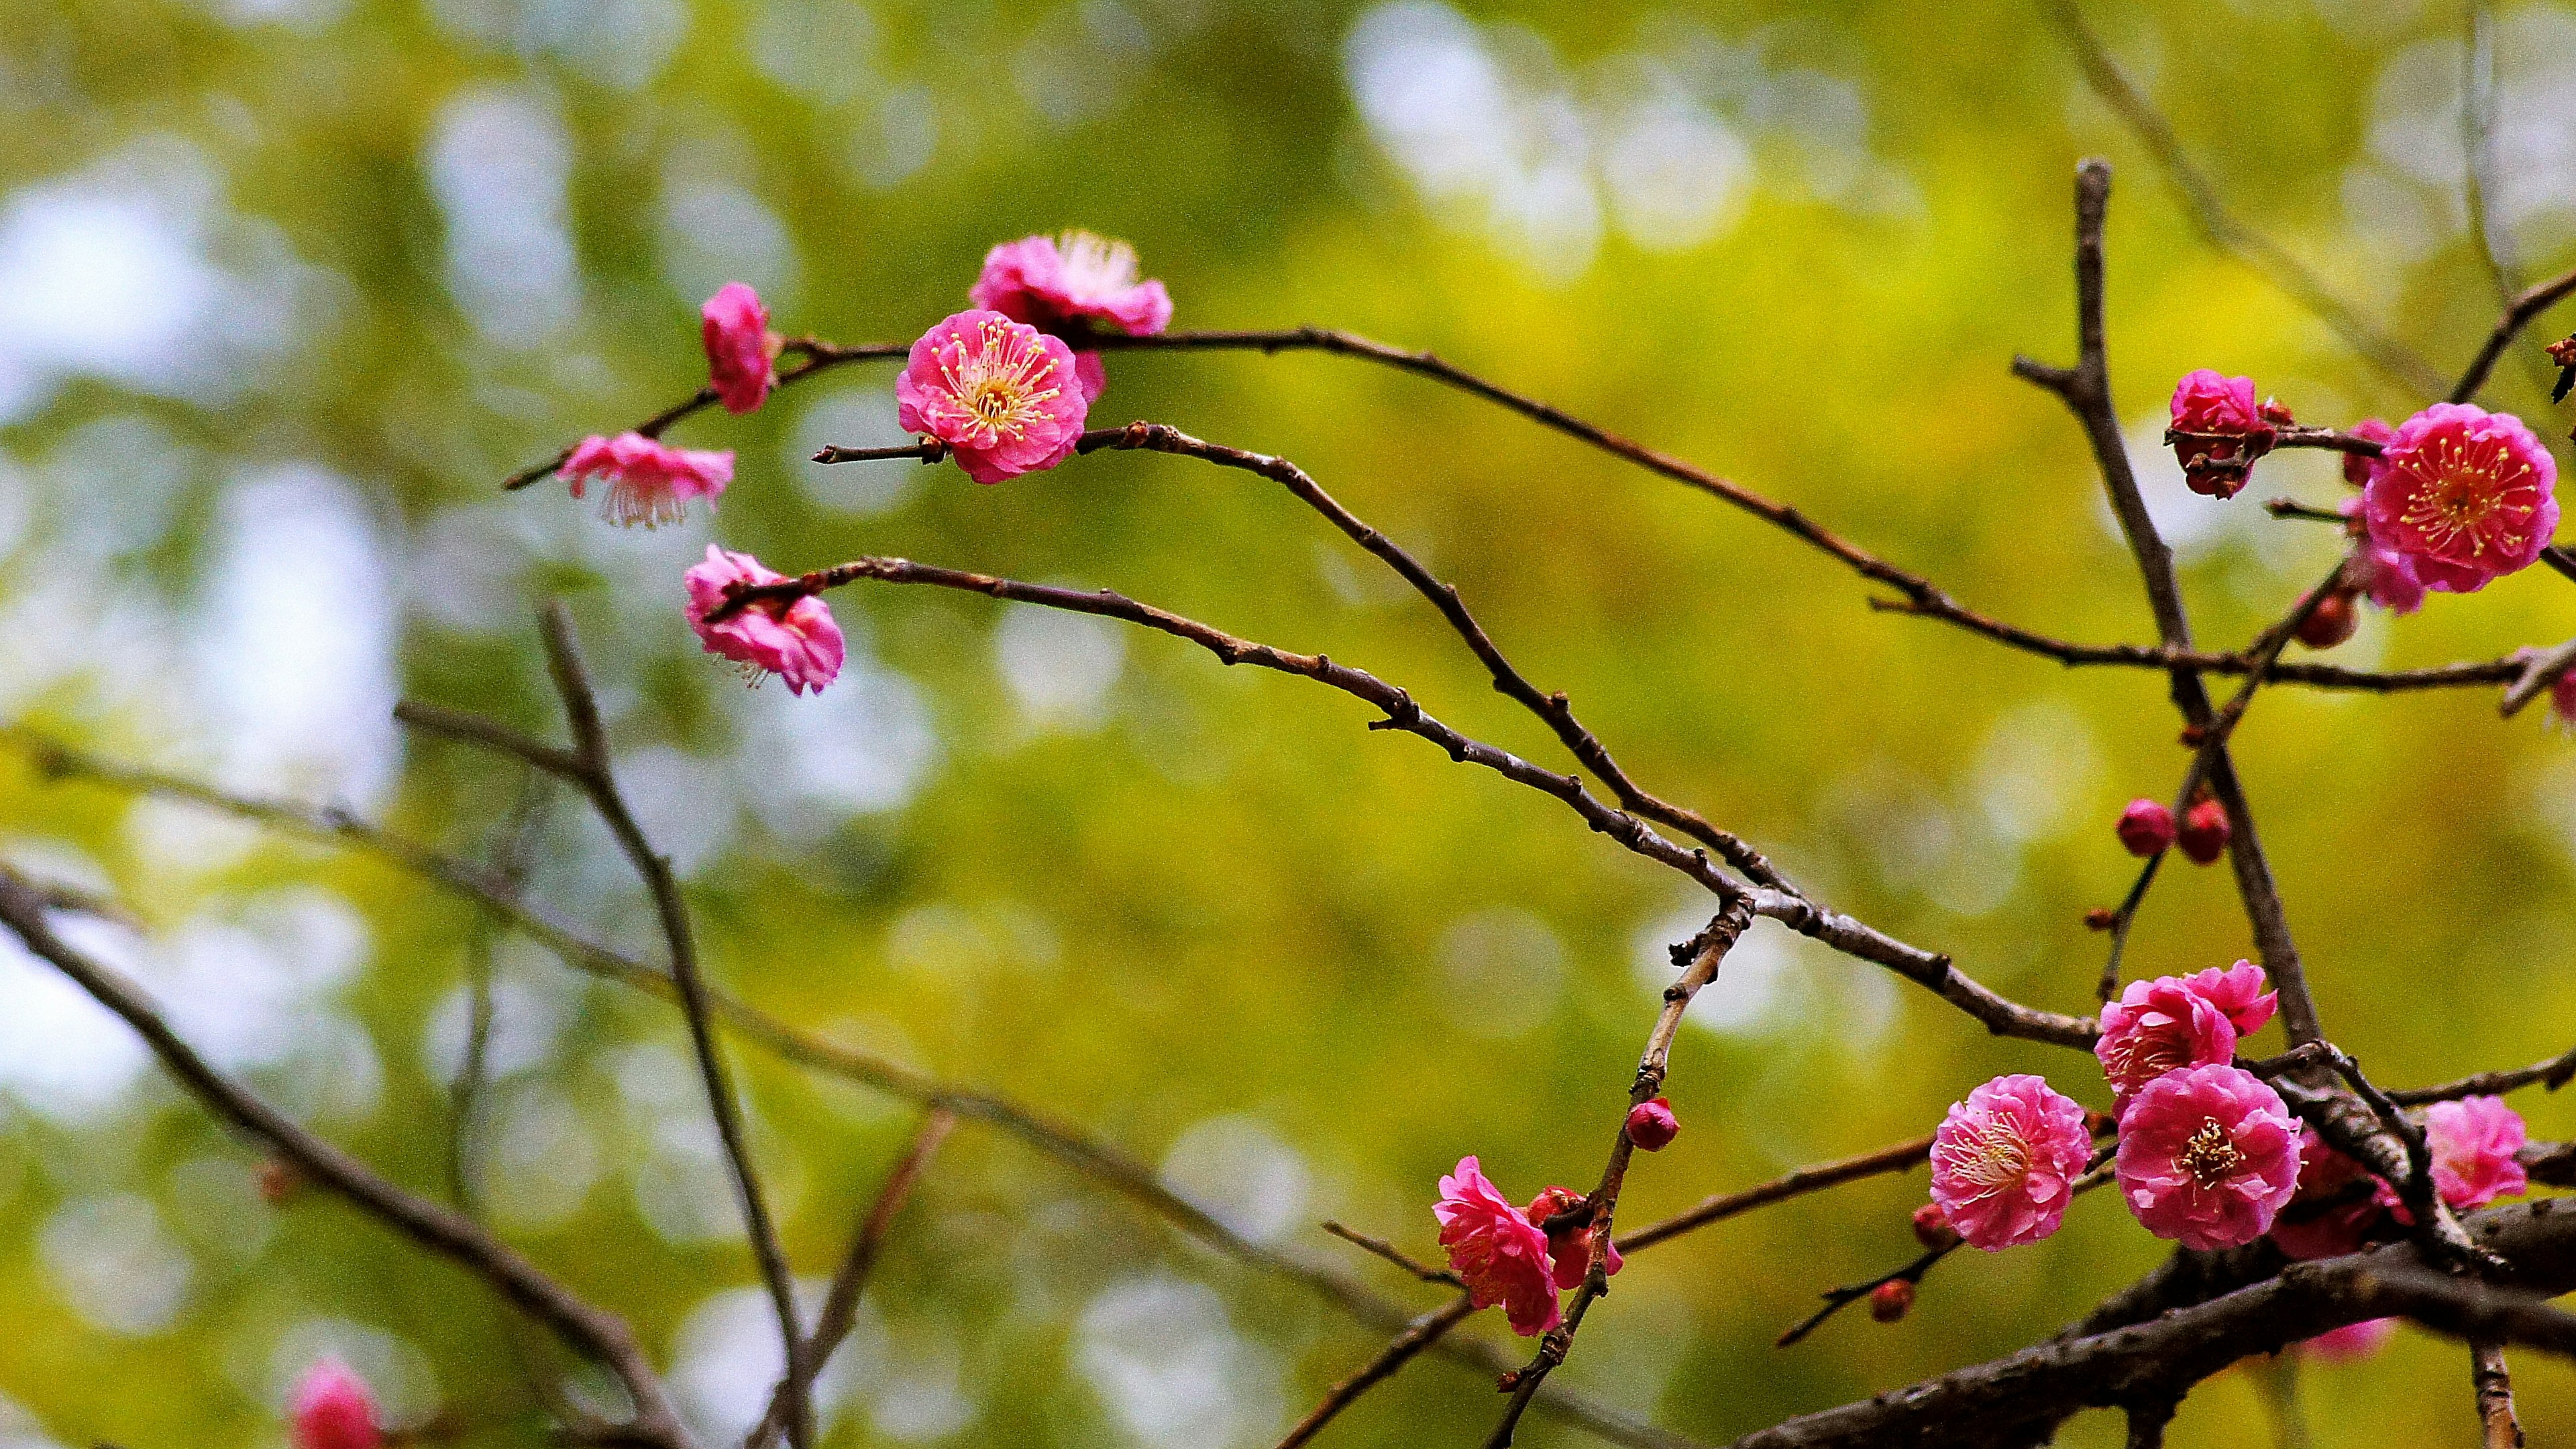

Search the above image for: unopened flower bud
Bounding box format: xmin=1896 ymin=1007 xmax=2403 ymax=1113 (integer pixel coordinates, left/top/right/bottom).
xmin=258 ymin=1156 xmax=303 ymax=1207
xmin=2114 ymin=798 xmax=2174 ymax=857
xmin=2259 ymin=396 xmax=2296 ymax=427
xmin=1870 ymin=1279 xmax=1915 ymax=1322
xmin=2178 ymin=722 xmax=2206 ymax=747
xmin=2177 ymin=798 xmax=2231 ymax=865
xmin=2084 ymin=907 xmax=2116 ymax=931
xmin=2548 ymin=336 xmax=2576 ymax=368
xmin=1625 ymin=1097 xmax=1679 ymax=1152
xmin=1911 ymin=1201 xmax=1961 ymax=1250
xmin=2294 ymin=588 xmax=2359 ymax=649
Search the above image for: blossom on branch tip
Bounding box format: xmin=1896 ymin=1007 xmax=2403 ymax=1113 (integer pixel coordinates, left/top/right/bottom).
xmin=702 ymin=282 xmax=784 ymax=414
xmin=2167 ymin=370 xmax=2276 ymax=499
xmin=896 ymin=310 xmax=1089 ymax=484
xmin=1869 ymin=1279 xmax=1913 ymax=1322
xmin=1927 ymin=1074 xmax=2090 ymax=1251
xmin=2115 ymin=798 xmax=2174 ymax=857
xmin=564 ymin=432 xmax=732 ymax=529
xmin=2115 ymin=1063 xmax=2301 ymax=1250
xmin=682 ymin=545 xmax=844 ymax=696
xmin=2377 ymin=1095 xmax=2527 ymax=1219
xmin=2176 ymin=797 xmax=2229 ymax=865
xmin=2361 ymin=403 xmax=2558 ymax=595
xmin=2095 ymin=968 xmax=2261 ymax=1114
xmin=1911 ymin=1200 xmax=1961 ymax=1250
xmin=1525 ymin=1183 xmax=1623 ymax=1291
xmin=2269 ymin=1126 xmax=2383 ymax=1261
xmin=1434 ymin=1157 xmax=1561 ymax=1336
xmin=290 ymin=1358 xmax=382 ymax=1449
xmin=2302 ymin=1316 xmax=2398 ymax=1361
xmin=1625 ymin=1097 xmax=1678 ymax=1150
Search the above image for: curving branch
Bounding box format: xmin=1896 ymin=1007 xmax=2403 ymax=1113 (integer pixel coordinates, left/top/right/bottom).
xmin=2452 ymin=265 xmax=2576 ymax=402
xmin=0 ymin=869 xmax=695 ymax=1449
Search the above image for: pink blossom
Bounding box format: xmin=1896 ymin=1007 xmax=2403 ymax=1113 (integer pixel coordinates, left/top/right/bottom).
xmin=682 ymin=545 xmax=845 ymax=696
xmin=2377 ymin=1095 xmax=2528 ymax=1219
xmin=2302 ymin=1317 xmax=2398 ymax=1362
xmin=2552 ymin=668 xmax=2576 ymax=731
xmin=2176 ymin=798 xmax=2229 ymax=865
xmin=290 ymin=1359 xmax=382 ymax=1449
xmin=1625 ymin=1097 xmax=1678 ymax=1151
xmin=702 ymin=282 xmax=783 ymax=415
xmin=2361 ymin=403 xmax=2559 ymax=594
xmin=2115 ymin=1064 xmax=2302 ymax=1250
xmin=1435 ymin=1157 xmax=1561 ymax=1336
xmin=896 ymin=310 xmax=1091 ymax=484
xmin=2269 ymin=1126 xmax=2383 ymax=1261
xmin=2094 ymin=973 xmax=2241 ymax=1114
xmin=564 ymin=432 xmax=732 ymax=529
xmin=1525 ymin=1184 xmax=1624 ymax=1291
xmin=1927 ymin=1074 xmax=2091 ymax=1251
xmin=2351 ymin=528 xmax=2428 ymax=614
xmin=2167 ymin=370 xmax=2275 ymax=499
xmin=2115 ymin=798 xmax=2174 ymax=857
xmin=971 ymin=231 xmax=1173 ymax=338
xmin=2181 ymin=961 xmax=2275 ymax=1038
xmin=2342 ymin=418 xmax=2396 ymax=489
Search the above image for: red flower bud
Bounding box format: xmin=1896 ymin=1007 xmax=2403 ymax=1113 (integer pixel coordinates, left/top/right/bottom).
xmin=1870 ymin=1279 xmax=1915 ymax=1322
xmin=2114 ymin=798 xmax=2175 ymax=857
xmin=2177 ymin=798 xmax=2231 ymax=865
xmin=258 ymin=1156 xmax=303 ymax=1207
xmin=1625 ymin=1097 xmax=1679 ymax=1152
xmin=2259 ymin=396 xmax=2296 ymax=427
xmin=2548 ymin=336 xmax=2576 ymax=369
xmin=1911 ymin=1201 xmax=1962 ymax=1250
xmin=2083 ymin=907 xmax=2117 ymax=931
xmin=2295 ymin=589 xmax=2359 ymax=649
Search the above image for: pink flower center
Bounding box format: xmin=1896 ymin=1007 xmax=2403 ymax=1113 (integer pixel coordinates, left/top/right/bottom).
xmin=2178 ymin=1118 xmax=2244 ymax=1187
xmin=2396 ymin=434 xmax=2540 ymax=560
xmin=939 ymin=319 xmax=1065 ymax=445
xmin=2104 ymin=1034 xmax=2181 ymax=1086
xmin=1946 ymin=1120 xmax=2031 ymax=1194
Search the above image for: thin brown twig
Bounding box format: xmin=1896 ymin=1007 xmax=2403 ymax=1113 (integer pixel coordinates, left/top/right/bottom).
xmin=2392 ymin=1044 xmax=2576 ymax=1106
xmin=1615 ymin=1134 xmax=1933 ymax=1254
xmin=0 ymin=869 xmax=694 ymax=1449
xmin=1273 ymin=1295 xmax=1481 ymax=1449
xmin=2451 ymin=265 xmax=2576 ymax=402
xmin=501 ymin=340 xmax=907 ymax=490
xmin=1323 ymin=1222 xmax=1463 ymax=1286
xmin=1774 ymin=1243 xmax=1958 ymax=1348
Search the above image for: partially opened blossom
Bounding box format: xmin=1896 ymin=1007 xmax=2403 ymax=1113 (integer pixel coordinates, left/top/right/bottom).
xmin=1625 ymin=1097 xmax=1678 ymax=1151
xmin=1436 ymin=1157 xmax=1561 ymax=1336
xmin=2181 ymin=961 xmax=2276 ymax=1038
xmin=2116 ymin=1064 xmax=2302 ymax=1250
xmin=2167 ymin=370 xmax=2276 ymax=498
xmin=2176 ymin=797 xmax=2230 ymax=865
xmin=290 ymin=1359 xmax=382 ymax=1449
xmin=971 ymin=230 xmax=1173 ymax=337
xmin=2342 ymin=418 xmax=2396 ymax=489
xmin=896 ymin=310 xmax=1090 ymax=484
xmin=702 ymin=282 xmax=784 ymax=414
xmin=2378 ymin=1095 xmax=2528 ymax=1220
xmin=564 ymin=431 xmax=732 ymax=529
xmin=2269 ymin=1126 xmax=2383 ymax=1261
xmin=2361 ymin=402 xmax=2559 ymax=594
xmin=682 ymin=545 xmax=845 ymax=696
xmin=1525 ymin=1184 xmax=1623 ymax=1291
xmin=2115 ymin=798 xmax=2174 ymax=857
xmin=2096 ymin=972 xmax=2241 ymax=1114
xmin=1927 ymin=1074 xmax=2090 ymax=1251
xmin=2303 ymin=1317 xmax=2398 ymax=1362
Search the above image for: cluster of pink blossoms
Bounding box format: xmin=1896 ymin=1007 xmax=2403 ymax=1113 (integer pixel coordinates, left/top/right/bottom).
xmin=1434 ymin=1157 xmax=1624 ymax=1336
xmin=550 ymin=232 xmax=1172 ymax=697
xmin=289 ymin=1359 xmax=382 ymax=1449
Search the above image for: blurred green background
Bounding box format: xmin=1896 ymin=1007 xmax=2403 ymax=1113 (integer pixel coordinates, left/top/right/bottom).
xmin=3 ymin=0 xmax=2574 ymax=1445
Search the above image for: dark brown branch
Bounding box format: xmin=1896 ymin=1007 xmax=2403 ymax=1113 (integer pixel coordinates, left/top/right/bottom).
xmin=0 ymin=729 xmax=1693 ymax=1449
xmin=2471 ymin=1340 xmax=2524 ymax=1449
xmin=2037 ymin=0 xmax=2447 ymax=396
xmin=2393 ymin=1044 xmax=2576 ymax=1106
xmin=0 ymin=869 xmax=694 ymax=1448
xmin=1616 ymin=1135 xmax=1933 ymax=1254
xmin=2453 ymin=266 xmax=2576 ymax=403
xmin=2500 ymin=636 xmax=2576 ymax=718
xmin=502 ymin=341 xmax=907 ymax=490
xmin=1324 ymin=1222 xmax=1463 ymax=1286
xmin=1274 ymin=1295 xmax=1480 ymax=1449
xmin=1774 ymin=1244 xmax=1957 ymax=1348
xmin=744 ymin=1111 xmax=958 ymax=1449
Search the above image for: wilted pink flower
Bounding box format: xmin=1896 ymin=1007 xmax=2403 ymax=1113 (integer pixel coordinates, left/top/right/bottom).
xmin=971 ymin=231 xmax=1173 ymax=338
xmin=896 ymin=310 xmax=1090 ymax=484
xmin=1435 ymin=1157 xmax=1561 ymax=1336
xmin=702 ymin=282 xmax=784 ymax=415
xmin=2342 ymin=418 xmax=2396 ymax=489
xmin=682 ymin=545 xmax=845 ymax=696
xmin=1525 ymin=1184 xmax=1624 ymax=1291
xmin=2167 ymin=370 xmax=2275 ymax=498
xmin=2115 ymin=798 xmax=2175 ymax=857
xmin=2116 ymin=1063 xmax=2301 ymax=1250
xmin=2096 ymin=972 xmax=2241 ymax=1114
xmin=290 ymin=1358 xmax=382 ymax=1449
xmin=1625 ymin=1097 xmax=1678 ymax=1151
xmin=2378 ymin=1095 xmax=2528 ymax=1220
xmin=2176 ymin=798 xmax=2230 ymax=865
xmin=2181 ymin=961 xmax=2276 ymax=1038
xmin=564 ymin=432 xmax=732 ymax=529
xmin=2302 ymin=1317 xmax=2398 ymax=1362
xmin=1927 ymin=1074 xmax=2091 ymax=1251
xmin=2362 ymin=403 xmax=2559 ymax=594
xmin=2269 ymin=1126 xmax=2383 ymax=1261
